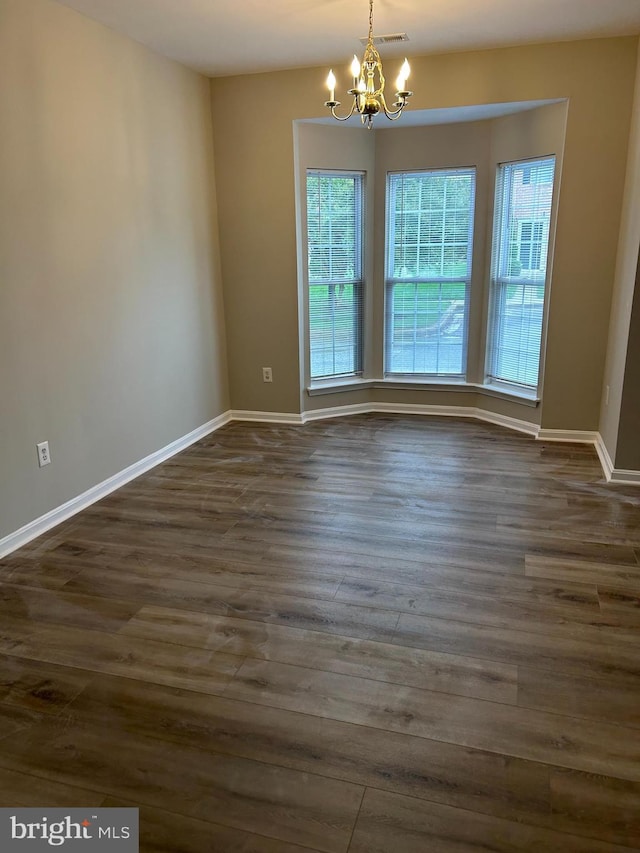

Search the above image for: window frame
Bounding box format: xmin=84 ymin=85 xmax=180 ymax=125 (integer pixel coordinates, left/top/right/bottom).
xmin=306 ymin=169 xmax=366 ymax=382
xmin=384 ymin=167 xmax=477 ymax=379
xmin=485 ymin=156 xmax=556 ymax=393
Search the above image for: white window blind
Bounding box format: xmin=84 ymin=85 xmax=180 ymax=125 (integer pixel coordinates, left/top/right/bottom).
xmin=307 ymin=171 xmax=364 ymax=379
xmin=487 ymin=157 xmax=555 ymax=388
xmin=385 ymin=169 xmax=475 ymax=376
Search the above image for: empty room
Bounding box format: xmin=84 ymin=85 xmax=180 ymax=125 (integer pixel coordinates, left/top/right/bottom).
xmin=1 ymin=0 xmax=640 ymax=850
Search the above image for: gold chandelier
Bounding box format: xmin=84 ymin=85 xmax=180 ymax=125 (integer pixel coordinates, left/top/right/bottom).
xmin=324 ymin=0 xmax=413 ymax=129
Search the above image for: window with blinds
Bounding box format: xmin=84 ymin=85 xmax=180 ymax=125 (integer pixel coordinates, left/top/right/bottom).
xmin=487 ymin=157 xmax=555 ymax=388
xmin=385 ymin=169 xmax=475 ymax=376
xmin=306 ymin=171 xmax=364 ymax=380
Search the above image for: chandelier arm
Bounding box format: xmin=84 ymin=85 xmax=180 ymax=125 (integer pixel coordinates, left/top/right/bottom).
xmin=325 ymin=100 xmax=359 ymax=121
xmin=379 ymin=90 xmax=409 ymax=120
xmin=382 ymin=107 xmax=405 ymax=121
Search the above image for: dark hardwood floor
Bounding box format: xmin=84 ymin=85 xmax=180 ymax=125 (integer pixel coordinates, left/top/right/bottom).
xmin=1 ymin=414 xmax=639 ymax=851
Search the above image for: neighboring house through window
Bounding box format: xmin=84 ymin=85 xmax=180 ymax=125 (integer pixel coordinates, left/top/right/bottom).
xmin=516 ymin=220 xmax=546 ymax=272
xmin=487 ymin=157 xmax=555 ymax=389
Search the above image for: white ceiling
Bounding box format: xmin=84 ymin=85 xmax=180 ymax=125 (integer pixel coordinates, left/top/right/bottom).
xmin=55 ymin=0 xmax=640 ymax=78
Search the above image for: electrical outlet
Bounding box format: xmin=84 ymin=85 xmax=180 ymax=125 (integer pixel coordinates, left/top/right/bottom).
xmin=262 ymin=367 xmax=273 ymax=383
xmin=37 ymin=441 xmax=51 ymax=468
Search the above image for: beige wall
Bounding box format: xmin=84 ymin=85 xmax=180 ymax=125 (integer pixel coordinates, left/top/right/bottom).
xmin=0 ymin=0 xmax=229 ymax=540
xmin=211 ymin=38 xmax=637 ymax=429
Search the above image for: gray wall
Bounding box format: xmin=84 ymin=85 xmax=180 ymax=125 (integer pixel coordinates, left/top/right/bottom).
xmin=600 ymin=48 xmax=640 ymax=466
xmin=616 ymin=258 xmax=640 ymax=471
xmin=0 ymin=0 xmax=229 ymax=540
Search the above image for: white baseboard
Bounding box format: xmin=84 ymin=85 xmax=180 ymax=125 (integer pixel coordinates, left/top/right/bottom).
xmin=609 ymin=468 xmax=640 ymax=484
xmin=304 ymin=401 xmax=539 ymax=437
xmin=549 ymin=431 xmax=640 ymax=484
xmin=231 ymin=409 xmax=304 ymax=425
xmin=594 ymin=435 xmax=640 ymax=483
xmin=302 ymin=403 xmax=373 ymax=423
xmin=594 ymin=433 xmax=615 ymax=481
xmin=472 ymin=407 xmax=539 ymax=437
xmin=368 ymin=402 xmax=477 ymax=419
xmin=537 ymin=429 xmax=600 ymax=443
xmin=0 ymin=412 xmax=231 ymax=560
xmin=3 ymin=407 xmax=637 ymax=560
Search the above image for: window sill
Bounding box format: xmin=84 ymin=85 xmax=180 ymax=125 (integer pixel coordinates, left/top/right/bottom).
xmin=307 ymin=377 xmax=540 ymax=407
xmin=307 ymin=377 xmax=374 ymax=395
xmin=480 ymin=381 xmax=539 ymax=405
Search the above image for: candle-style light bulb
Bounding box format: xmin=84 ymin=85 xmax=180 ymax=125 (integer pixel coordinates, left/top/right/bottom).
xmin=396 ymin=58 xmax=411 ymax=93
xmin=350 ymin=55 xmax=361 ymax=81
xmin=326 ymin=69 xmax=336 ymax=101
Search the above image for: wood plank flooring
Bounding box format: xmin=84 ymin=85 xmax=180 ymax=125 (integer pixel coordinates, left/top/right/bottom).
xmin=1 ymin=414 xmax=639 ymax=851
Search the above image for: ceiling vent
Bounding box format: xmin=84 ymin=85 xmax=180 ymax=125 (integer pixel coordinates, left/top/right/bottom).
xmin=359 ymin=33 xmax=409 ymax=46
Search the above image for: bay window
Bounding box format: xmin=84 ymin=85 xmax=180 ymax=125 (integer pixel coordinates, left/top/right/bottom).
xmin=303 ymin=155 xmax=556 ymax=401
